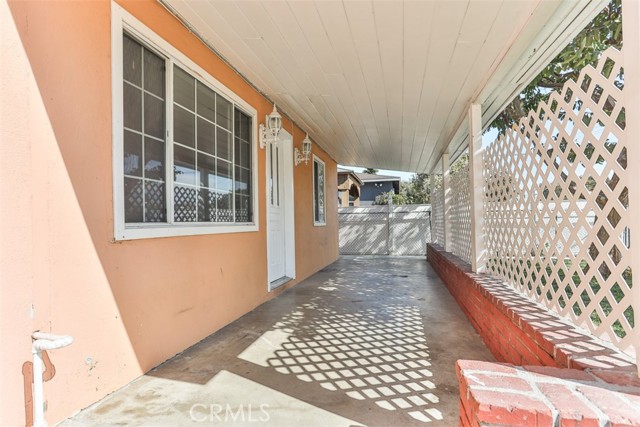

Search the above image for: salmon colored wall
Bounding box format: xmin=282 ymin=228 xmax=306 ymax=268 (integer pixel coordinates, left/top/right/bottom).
xmin=0 ymin=0 xmax=338 ymax=425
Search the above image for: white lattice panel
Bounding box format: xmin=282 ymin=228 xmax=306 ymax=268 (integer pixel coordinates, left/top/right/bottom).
xmin=431 ymin=178 xmax=444 ymax=246
xmin=450 ymin=163 xmax=472 ymax=263
xmin=483 ymin=48 xmax=634 ymax=354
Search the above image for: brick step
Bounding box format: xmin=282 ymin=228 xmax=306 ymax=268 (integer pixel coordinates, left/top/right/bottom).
xmin=458 ymin=360 xmax=640 ymax=427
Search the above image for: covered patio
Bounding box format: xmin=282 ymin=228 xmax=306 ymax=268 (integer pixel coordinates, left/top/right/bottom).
xmin=60 ymin=257 xmax=492 ymax=426
xmin=4 ymin=0 xmax=640 ymax=426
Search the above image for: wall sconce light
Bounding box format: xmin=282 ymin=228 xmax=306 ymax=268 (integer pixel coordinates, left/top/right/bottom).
xmin=295 ymin=134 xmax=313 ymax=166
xmin=259 ymin=104 xmax=282 ymax=149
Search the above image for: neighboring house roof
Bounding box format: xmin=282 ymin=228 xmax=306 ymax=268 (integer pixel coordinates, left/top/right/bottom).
xmin=337 ymin=169 xmax=363 ymax=186
xmin=355 ymin=173 xmax=401 ymax=183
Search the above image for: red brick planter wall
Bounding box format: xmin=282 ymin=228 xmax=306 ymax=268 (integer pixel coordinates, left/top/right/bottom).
xmin=427 ymin=244 xmax=640 ymax=426
xmin=427 ymin=244 xmax=634 ymax=371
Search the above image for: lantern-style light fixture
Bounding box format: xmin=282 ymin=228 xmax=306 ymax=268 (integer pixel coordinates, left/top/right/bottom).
xmin=259 ymin=104 xmax=282 ymax=149
xmin=295 ymin=133 xmax=313 ymax=166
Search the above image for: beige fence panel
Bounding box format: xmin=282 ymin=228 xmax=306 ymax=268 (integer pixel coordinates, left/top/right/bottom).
xmin=339 ymin=206 xmax=431 ymax=256
xmin=390 ymin=206 xmax=433 ymax=256
xmin=339 ymin=207 xmax=389 ymax=255
xmin=483 ymin=48 xmax=634 ymax=355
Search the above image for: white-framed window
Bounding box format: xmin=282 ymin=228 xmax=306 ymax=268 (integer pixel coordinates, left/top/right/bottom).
xmin=313 ymin=155 xmax=326 ymax=226
xmin=111 ymin=2 xmax=258 ymax=240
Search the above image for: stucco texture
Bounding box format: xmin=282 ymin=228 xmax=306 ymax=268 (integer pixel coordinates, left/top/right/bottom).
xmin=0 ymin=1 xmax=338 ymax=425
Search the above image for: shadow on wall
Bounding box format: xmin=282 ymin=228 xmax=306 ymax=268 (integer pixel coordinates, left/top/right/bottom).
xmin=340 ymin=219 xmax=389 ymax=254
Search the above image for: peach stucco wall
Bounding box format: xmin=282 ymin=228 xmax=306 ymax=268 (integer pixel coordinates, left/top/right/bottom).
xmin=0 ymin=0 xmax=338 ymax=425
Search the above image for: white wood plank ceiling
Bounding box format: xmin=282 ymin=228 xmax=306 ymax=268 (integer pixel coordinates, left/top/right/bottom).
xmin=162 ymin=0 xmax=608 ymax=173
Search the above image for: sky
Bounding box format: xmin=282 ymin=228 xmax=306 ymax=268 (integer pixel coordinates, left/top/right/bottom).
xmin=339 ymin=127 xmax=502 ymax=181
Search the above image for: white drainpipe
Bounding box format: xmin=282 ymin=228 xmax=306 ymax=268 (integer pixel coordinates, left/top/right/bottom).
xmin=31 ymin=331 xmax=73 ymax=427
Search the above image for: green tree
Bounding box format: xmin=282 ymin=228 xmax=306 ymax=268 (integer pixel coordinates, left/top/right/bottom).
xmin=450 ymin=153 xmax=469 ymax=174
xmin=373 ymin=190 xmax=407 ymax=205
xmin=403 ymin=174 xmax=430 ymax=204
xmin=487 ymin=0 xmax=621 ymax=217
xmin=401 ymin=153 xmax=468 ymax=204
xmin=362 ymin=168 xmax=378 ymax=174
xmin=490 ymin=0 xmax=622 ymax=134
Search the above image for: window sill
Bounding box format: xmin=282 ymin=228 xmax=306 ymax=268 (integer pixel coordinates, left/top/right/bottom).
xmin=313 ymin=222 xmax=326 ymax=227
xmin=114 ymin=223 xmax=258 ymax=241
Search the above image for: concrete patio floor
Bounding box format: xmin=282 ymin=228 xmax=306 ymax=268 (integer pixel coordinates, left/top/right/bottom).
xmin=61 ymin=256 xmax=494 ymax=427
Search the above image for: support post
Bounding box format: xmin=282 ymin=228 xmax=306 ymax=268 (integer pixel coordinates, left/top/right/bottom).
xmin=429 ymin=173 xmax=435 ymax=200
xmin=622 ymin=0 xmax=640 ymax=375
xmin=388 ymin=192 xmax=394 ymax=255
xmin=429 ymin=172 xmax=435 ymax=244
xmin=468 ymin=104 xmax=486 ymax=273
xmin=442 ymin=153 xmax=452 ymax=252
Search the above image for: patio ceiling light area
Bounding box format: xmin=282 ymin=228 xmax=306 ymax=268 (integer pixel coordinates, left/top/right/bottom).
xmin=163 ymin=0 xmax=607 ymax=173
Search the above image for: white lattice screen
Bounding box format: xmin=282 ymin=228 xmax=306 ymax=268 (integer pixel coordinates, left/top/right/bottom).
xmin=431 ymin=178 xmax=444 ymax=246
xmin=483 ymin=48 xmax=634 ymax=354
xmin=450 ymin=164 xmax=472 ymax=264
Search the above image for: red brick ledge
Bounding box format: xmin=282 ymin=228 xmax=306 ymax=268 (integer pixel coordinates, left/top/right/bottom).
xmin=427 ymin=244 xmax=636 ymax=372
xmin=427 ymin=244 xmax=640 ymax=426
xmin=458 ymin=360 xmax=640 ymax=427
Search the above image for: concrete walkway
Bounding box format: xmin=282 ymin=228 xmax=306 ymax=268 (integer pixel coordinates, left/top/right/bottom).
xmin=61 ymin=256 xmax=494 ymax=427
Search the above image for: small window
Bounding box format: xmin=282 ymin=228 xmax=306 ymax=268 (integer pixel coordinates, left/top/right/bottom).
xmin=313 ymin=156 xmax=326 ymax=225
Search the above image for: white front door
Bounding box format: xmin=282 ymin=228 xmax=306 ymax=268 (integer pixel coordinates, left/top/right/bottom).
xmin=267 ymin=141 xmax=287 ymax=283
